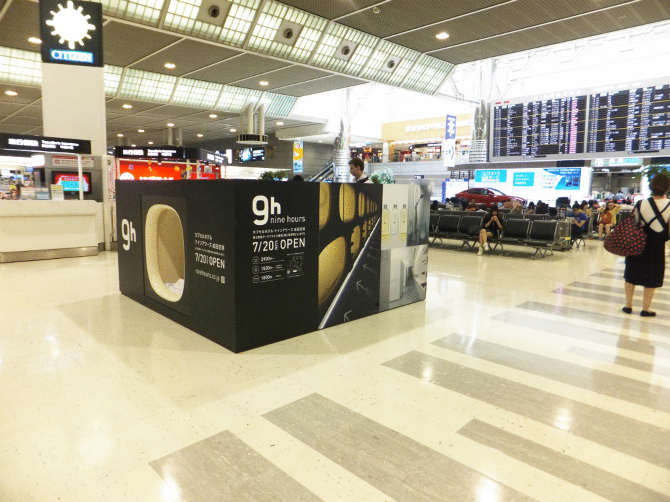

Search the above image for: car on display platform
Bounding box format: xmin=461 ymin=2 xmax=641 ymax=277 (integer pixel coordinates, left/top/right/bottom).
xmin=455 ymin=187 xmax=527 ymax=207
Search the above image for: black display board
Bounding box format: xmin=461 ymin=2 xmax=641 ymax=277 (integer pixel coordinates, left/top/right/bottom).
xmin=0 ymin=132 xmax=91 ymax=154
xmin=587 ymin=85 xmax=670 ymax=153
xmin=116 ymin=180 xmax=426 ymax=353
xmin=39 ymin=0 xmax=104 ymax=67
xmin=492 ymin=96 xmax=587 ymax=158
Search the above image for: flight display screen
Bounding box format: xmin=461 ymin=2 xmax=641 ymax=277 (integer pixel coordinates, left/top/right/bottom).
xmin=587 ymin=85 xmax=670 ymax=153
xmin=492 ymin=95 xmax=587 ymax=158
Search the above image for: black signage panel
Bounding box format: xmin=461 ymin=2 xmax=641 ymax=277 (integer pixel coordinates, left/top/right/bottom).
xmin=234 ymin=180 xmax=320 ymax=350
xmin=39 ymin=0 xmax=104 ymax=67
xmin=0 ymin=132 xmax=91 ymax=154
xmin=114 ymin=146 xmax=185 ymax=160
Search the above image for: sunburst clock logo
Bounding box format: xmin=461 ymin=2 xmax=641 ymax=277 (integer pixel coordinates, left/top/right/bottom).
xmin=45 ymin=1 xmax=96 ymax=50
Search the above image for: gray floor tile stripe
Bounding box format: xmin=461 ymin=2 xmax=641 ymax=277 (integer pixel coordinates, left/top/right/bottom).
xmin=432 ymin=334 xmax=670 ymax=414
xmin=490 ymin=310 xmax=670 ymax=360
xmin=591 ymin=272 xmax=621 ymax=279
xmin=604 ymin=267 xmax=670 ymax=278
xmin=263 ymin=393 xmax=538 ymax=502
xmin=566 ymin=345 xmax=670 ymax=377
xmin=457 ymin=419 xmax=670 ymax=502
xmin=568 ymin=282 xmax=670 ymax=302
xmin=382 ymin=351 xmax=670 ymax=468
xmin=517 ymin=301 xmax=670 ymax=338
xmin=553 ymin=288 xmax=670 ymax=315
xmin=150 ymin=430 xmax=322 ymax=502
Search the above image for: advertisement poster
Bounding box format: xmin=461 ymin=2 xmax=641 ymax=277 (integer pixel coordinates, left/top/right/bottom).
xmin=317 ymin=183 xmax=382 ymax=329
xmin=475 ymin=169 xmax=507 ymax=183
xmin=379 ymin=184 xmax=429 ymax=312
xmin=50 ymin=184 xmax=64 ymax=200
xmin=52 ymin=172 xmax=91 ymax=193
xmin=52 ymin=155 xmax=94 ymax=168
xmin=118 ymin=160 xmax=182 ymax=180
xmin=541 ymin=168 xmax=581 ymax=190
xmin=443 ymin=114 xmax=457 ymax=168
xmin=293 ymin=141 xmax=303 ymax=173
xmin=513 ymin=172 xmax=534 ymax=187
xmin=234 ymin=181 xmax=320 ymax=348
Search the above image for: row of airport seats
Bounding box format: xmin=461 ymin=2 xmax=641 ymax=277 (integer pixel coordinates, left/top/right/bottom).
xmin=429 ymin=212 xmax=570 ymax=259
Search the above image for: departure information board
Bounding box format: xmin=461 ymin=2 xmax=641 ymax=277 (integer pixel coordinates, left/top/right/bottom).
xmin=587 ymin=85 xmax=670 ymax=153
xmin=492 ymin=96 xmax=587 ymax=158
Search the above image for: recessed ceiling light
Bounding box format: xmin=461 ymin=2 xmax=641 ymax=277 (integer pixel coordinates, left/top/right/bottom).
xmin=259 ymin=81 xmax=269 ymax=86
xmin=138 ymin=129 xmax=144 ymax=133
xmin=209 ymin=113 xmax=217 ymax=118
xmin=197 ymin=133 xmax=204 ymax=137
xmin=276 ymin=121 xmax=284 ymax=126
xmin=148 ymin=141 xmax=154 ymax=145
xmin=372 ymin=6 xmax=380 ymax=14
xmin=164 ymin=63 xmax=176 ymax=69
xmin=131 ymin=144 xmax=136 ymax=147
xmin=122 ymin=103 xmax=132 ymax=109
xmin=230 ymin=128 xmax=237 ymax=132
xmin=167 ymin=123 xmax=174 ymax=127
xmin=28 ymin=37 xmax=42 ymax=44
xmin=117 ymin=133 xmax=124 ymax=137
xmin=318 ymin=140 xmax=322 ymax=143
xmin=4 ymin=90 xmax=17 ymax=96
xmin=436 ymin=32 xmax=449 ymax=40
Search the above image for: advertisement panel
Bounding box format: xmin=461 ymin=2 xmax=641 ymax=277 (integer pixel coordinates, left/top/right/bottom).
xmin=118 ymin=160 xmax=182 ymax=180
xmin=293 ymin=141 xmax=304 ymax=173
xmin=541 ymin=168 xmax=581 ymax=190
xmin=475 ymin=170 xmax=507 ymax=183
xmin=443 ymin=115 xmax=457 ymax=168
xmin=513 ymin=172 xmax=534 ymax=187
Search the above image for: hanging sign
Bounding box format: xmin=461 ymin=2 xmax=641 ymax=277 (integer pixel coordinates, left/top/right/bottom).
xmin=39 ymin=0 xmax=104 ymax=67
xmin=293 ymin=141 xmax=304 ymax=173
xmin=443 ymin=114 xmax=456 ymax=168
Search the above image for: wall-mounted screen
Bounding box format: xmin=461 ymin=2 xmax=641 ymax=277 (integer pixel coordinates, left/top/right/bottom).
xmin=51 ymin=171 xmax=92 ymax=194
xmin=587 ymin=85 xmax=670 ymax=153
xmin=238 ymin=147 xmax=265 ymax=162
xmin=492 ymin=95 xmax=587 ymax=159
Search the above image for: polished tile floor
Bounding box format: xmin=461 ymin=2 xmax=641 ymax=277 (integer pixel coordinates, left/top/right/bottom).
xmin=1 ymin=241 xmax=669 ymax=502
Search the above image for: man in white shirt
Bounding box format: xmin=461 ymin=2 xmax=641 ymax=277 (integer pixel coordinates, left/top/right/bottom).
xmin=349 ymin=158 xmax=372 ymax=183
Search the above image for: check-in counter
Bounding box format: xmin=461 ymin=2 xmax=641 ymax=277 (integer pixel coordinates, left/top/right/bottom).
xmin=0 ymin=200 xmax=98 ymax=263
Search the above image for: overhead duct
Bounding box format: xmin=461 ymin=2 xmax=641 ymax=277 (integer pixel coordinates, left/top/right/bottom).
xmin=237 ymin=100 xmax=268 ymax=145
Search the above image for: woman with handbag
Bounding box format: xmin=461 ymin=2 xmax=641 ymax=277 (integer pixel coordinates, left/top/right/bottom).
xmin=623 ymin=173 xmax=670 ymax=317
xmin=598 ymin=201 xmax=621 ymax=240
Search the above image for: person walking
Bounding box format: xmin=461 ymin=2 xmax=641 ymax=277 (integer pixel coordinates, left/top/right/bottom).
xmin=623 ymin=173 xmax=670 ymax=317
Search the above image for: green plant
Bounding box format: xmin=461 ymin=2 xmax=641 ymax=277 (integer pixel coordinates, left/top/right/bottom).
xmin=258 ymin=170 xmax=289 ymax=181
xmin=641 ymin=164 xmax=670 ymax=194
xmin=370 ymin=167 xmax=395 ymax=184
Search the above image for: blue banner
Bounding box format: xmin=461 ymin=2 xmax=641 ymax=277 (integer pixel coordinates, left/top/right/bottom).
xmin=513 ymin=172 xmax=534 ymax=186
xmin=475 ymin=169 xmax=507 ymax=183
xmin=542 ymin=168 xmax=581 ymax=190
xmin=445 ymin=115 xmax=456 ymax=140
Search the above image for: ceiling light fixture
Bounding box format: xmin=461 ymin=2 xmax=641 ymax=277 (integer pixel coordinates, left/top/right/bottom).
xmin=197 ymin=133 xmax=204 ymax=137
xmin=131 ymin=144 xmax=136 ymax=147
xmin=122 ymin=103 xmax=132 ymax=109
xmin=259 ymin=81 xmax=269 ymax=86
xmin=138 ymin=129 xmax=144 ymax=133
xmin=230 ymin=128 xmax=236 ymax=132
xmin=209 ymin=113 xmax=217 ymax=118
xmin=117 ymin=133 xmax=124 ymax=137
xmin=164 ymin=63 xmax=176 ymax=69
xmin=372 ymin=6 xmax=380 ymax=14
xmin=276 ymin=121 xmax=284 ymax=126
xmin=167 ymin=123 xmax=174 ymax=127
xmin=436 ymin=32 xmax=449 ymax=40
xmin=148 ymin=141 xmax=154 ymax=145
xmin=28 ymin=37 xmax=42 ymax=44
xmin=4 ymin=90 xmax=17 ymax=96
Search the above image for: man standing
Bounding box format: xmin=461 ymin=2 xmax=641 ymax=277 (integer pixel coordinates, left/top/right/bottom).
xmin=349 ymin=158 xmax=372 ymax=183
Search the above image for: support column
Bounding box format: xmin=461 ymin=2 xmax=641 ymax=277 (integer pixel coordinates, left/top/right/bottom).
xmin=41 ymin=63 xmax=112 ymax=249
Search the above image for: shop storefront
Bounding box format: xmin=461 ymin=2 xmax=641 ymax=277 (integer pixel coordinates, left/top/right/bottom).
xmin=381 ymin=114 xmax=472 ymax=164
xmin=349 ymin=143 xmax=383 ymax=163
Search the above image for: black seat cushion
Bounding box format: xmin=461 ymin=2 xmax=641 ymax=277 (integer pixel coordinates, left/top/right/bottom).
xmin=524 ymin=221 xmax=558 ymax=244
xmin=458 ymin=216 xmax=484 ymax=237
xmin=437 ymin=215 xmax=461 ymax=234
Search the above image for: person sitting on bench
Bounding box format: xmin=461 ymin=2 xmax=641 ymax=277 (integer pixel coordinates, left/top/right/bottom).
xmin=478 ymin=205 xmax=503 ymax=255
xmin=568 ymin=203 xmax=588 ymax=248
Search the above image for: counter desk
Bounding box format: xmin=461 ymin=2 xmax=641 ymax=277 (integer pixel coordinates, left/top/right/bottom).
xmin=0 ymin=200 xmax=98 ymax=263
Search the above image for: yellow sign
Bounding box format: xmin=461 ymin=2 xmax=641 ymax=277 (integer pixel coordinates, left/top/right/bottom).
xmin=381 ymin=114 xmax=472 ymax=142
xmin=293 ymin=140 xmax=304 ymax=173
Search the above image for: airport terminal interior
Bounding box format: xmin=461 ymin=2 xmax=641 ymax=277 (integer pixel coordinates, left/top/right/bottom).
xmin=1 ymin=0 xmax=670 ymax=501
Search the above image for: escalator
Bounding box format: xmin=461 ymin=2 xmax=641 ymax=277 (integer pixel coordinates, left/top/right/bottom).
xmin=307 ymin=162 xmax=334 ymax=182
